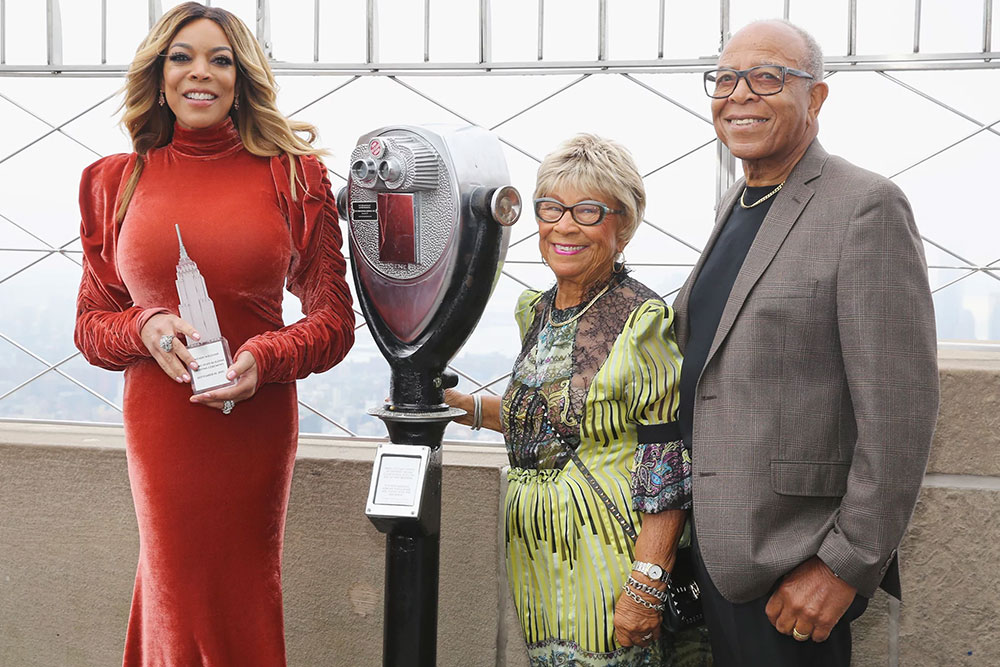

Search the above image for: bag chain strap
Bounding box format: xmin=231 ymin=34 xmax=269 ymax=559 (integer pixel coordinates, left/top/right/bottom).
xmin=560 ymin=438 xmax=638 ymax=542
xmin=558 ymin=434 xmax=696 ymax=627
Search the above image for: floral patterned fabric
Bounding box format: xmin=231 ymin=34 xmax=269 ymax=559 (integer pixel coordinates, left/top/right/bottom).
xmin=631 ymin=440 xmax=692 ymax=513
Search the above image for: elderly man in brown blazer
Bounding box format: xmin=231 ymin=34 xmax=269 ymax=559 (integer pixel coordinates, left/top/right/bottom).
xmin=672 ymin=19 xmax=939 ymax=666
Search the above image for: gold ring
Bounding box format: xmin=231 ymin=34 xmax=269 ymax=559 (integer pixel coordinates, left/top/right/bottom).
xmin=792 ymin=628 xmax=811 ymax=641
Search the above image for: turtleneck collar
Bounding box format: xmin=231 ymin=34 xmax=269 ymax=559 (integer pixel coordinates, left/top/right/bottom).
xmin=169 ymin=117 xmax=243 ymax=159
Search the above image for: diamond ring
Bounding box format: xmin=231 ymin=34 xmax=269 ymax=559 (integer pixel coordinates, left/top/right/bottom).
xmin=222 ymin=400 xmax=235 ymax=415
xmin=159 ymin=334 xmax=174 ymax=353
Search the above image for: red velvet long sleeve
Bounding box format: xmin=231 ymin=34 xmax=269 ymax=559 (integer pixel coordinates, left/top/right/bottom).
xmin=74 ymin=154 xmax=167 ymax=371
xmin=235 ymin=154 xmax=355 ymax=388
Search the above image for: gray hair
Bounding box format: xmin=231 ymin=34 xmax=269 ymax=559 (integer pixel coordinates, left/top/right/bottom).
xmin=744 ymin=19 xmax=824 ymax=82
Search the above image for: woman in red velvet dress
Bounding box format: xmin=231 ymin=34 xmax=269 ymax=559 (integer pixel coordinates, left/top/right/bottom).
xmin=73 ymin=4 xmax=354 ymax=664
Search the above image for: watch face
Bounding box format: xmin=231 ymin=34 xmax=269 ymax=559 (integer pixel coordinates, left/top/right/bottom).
xmin=648 ymin=564 xmax=664 ymax=580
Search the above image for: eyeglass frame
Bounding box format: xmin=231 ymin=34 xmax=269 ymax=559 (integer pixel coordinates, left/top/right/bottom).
xmin=703 ymin=64 xmax=815 ymax=99
xmin=533 ymin=197 xmax=624 ymax=226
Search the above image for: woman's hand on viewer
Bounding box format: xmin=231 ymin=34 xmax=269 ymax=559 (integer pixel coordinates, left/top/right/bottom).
xmin=189 ymin=351 xmax=259 ymax=411
xmin=444 ymin=389 xmax=474 ymax=427
xmin=444 ymin=388 xmax=503 ymax=432
xmin=140 ymin=313 xmax=201 ymax=383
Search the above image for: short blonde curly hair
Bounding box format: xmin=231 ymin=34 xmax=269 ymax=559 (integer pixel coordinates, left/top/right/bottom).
xmin=534 ymin=134 xmax=645 ymax=248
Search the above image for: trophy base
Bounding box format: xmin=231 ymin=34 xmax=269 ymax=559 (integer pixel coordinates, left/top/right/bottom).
xmin=188 ymin=337 xmax=237 ymax=395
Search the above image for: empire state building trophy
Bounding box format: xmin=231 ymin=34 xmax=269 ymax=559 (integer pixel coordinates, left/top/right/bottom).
xmin=174 ymin=224 xmax=237 ymax=395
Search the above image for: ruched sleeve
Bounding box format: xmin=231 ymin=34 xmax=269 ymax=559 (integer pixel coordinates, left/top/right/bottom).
xmin=620 ymin=299 xmax=691 ymax=513
xmin=74 ymin=154 xmax=168 ymax=371
xmin=235 ymin=154 xmax=355 ymax=387
xmin=513 ymin=289 xmax=544 ymax=341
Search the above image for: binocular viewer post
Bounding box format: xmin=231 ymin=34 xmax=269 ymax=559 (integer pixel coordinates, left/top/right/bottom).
xmin=340 ymin=125 xmax=520 ymax=666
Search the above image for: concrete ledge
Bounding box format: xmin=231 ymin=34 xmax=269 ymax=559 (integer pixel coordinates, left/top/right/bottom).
xmin=897 ymin=486 xmax=1000 ymax=665
xmin=0 ymin=442 xmax=135 ymax=667
xmin=930 ymin=349 xmax=1000 ymax=476
xmin=2 ymin=348 xmax=999 ymax=665
xmin=0 ymin=422 xmax=515 ymax=667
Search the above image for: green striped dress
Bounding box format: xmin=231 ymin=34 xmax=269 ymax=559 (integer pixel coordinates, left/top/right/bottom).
xmin=501 ymin=273 xmax=704 ymax=667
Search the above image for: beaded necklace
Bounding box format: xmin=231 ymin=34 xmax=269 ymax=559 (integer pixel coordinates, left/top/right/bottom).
xmin=547 ymin=282 xmax=612 ymax=328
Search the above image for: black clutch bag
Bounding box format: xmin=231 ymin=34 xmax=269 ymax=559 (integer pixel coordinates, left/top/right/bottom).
xmin=660 ymin=546 xmax=704 ymax=632
xmin=560 ymin=438 xmax=705 ymax=633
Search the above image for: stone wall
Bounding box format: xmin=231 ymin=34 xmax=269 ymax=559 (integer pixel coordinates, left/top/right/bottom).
xmin=0 ymin=427 xmax=516 ymax=667
xmin=1 ymin=349 xmax=997 ymax=666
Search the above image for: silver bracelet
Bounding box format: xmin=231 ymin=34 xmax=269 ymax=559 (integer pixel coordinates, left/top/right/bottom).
xmin=622 ymin=585 xmax=666 ymax=612
xmin=627 ymin=576 xmax=668 ymax=602
xmin=471 ymin=393 xmax=483 ymax=431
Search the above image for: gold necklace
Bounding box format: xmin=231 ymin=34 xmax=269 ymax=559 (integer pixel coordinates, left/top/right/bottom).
xmin=739 ymin=181 xmax=785 ymax=209
xmin=548 ymin=283 xmax=612 ymax=328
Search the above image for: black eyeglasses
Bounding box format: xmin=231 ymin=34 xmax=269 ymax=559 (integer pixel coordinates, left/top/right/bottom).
xmin=704 ymin=65 xmax=815 ymax=98
xmin=534 ymin=198 xmax=623 ymax=226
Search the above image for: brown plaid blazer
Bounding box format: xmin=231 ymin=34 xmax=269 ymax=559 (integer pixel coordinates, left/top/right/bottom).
xmin=673 ymin=140 xmax=939 ymax=603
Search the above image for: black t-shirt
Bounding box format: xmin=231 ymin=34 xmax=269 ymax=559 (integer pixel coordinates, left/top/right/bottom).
xmin=678 ymin=185 xmax=779 ymax=449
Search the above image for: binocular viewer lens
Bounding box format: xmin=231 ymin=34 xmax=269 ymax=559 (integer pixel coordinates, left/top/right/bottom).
xmin=351 ymin=156 xmax=406 ymax=190
xmin=377 ymin=157 xmax=403 ymax=186
xmin=351 ymin=158 xmax=379 ymax=186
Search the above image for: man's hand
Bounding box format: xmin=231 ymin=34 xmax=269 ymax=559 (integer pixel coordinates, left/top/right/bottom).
xmin=765 ymin=556 xmax=857 ymax=642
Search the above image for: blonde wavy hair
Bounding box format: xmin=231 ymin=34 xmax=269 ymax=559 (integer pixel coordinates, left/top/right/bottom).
xmin=116 ymin=1 xmax=323 ymax=222
xmin=534 ymin=133 xmax=646 ymax=248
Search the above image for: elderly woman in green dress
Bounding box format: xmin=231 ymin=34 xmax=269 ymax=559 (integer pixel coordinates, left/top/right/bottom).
xmin=447 ymin=134 xmax=708 ymax=666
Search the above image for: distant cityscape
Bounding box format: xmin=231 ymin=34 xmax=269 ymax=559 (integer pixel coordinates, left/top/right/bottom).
xmin=0 ymin=284 xmax=518 ymax=445
xmin=1 ymin=270 xmax=997 ymax=440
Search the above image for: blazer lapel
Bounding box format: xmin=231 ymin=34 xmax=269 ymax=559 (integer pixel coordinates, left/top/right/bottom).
xmin=675 ymin=185 xmax=741 ymax=353
xmin=703 ymin=141 xmax=828 ymax=365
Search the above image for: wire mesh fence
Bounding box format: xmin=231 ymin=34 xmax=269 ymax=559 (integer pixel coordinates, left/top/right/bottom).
xmin=1 ymin=0 xmax=998 ymax=440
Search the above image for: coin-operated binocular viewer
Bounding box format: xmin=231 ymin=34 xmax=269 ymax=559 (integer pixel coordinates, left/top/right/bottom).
xmin=337 ymin=125 xmax=520 ymax=667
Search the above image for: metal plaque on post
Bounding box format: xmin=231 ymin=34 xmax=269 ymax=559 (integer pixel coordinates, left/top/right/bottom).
xmin=366 ymin=443 xmax=432 ymax=521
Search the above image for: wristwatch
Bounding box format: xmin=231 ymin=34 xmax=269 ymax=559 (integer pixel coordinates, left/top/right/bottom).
xmin=632 ymin=560 xmax=670 ymax=583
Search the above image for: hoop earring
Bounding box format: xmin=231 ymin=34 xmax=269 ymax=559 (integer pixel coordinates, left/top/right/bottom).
xmin=613 ymin=252 xmax=626 ymax=273
xmin=158 ymin=91 xmax=165 ymax=107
